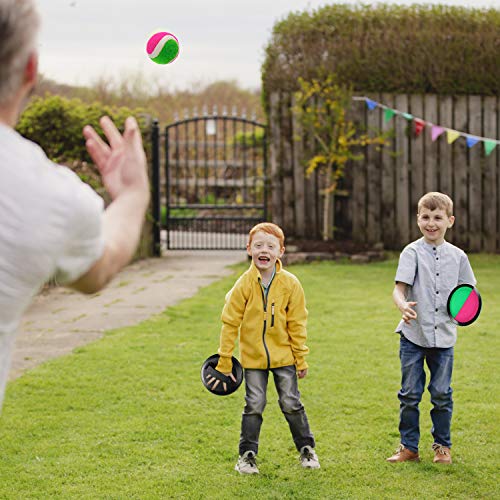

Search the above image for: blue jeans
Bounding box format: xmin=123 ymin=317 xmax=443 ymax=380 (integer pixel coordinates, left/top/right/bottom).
xmin=239 ymin=366 xmax=315 ymax=455
xmin=398 ymin=335 xmax=454 ymax=452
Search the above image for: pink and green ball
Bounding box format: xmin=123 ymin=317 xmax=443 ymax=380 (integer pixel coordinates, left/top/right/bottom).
xmin=146 ymin=32 xmax=179 ymax=65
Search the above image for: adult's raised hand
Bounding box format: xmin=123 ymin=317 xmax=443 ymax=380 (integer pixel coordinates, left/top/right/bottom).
xmin=83 ymin=116 xmax=149 ymax=201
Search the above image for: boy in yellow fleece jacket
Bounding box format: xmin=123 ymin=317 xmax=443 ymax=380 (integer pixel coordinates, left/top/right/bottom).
xmin=213 ymin=222 xmax=319 ymax=474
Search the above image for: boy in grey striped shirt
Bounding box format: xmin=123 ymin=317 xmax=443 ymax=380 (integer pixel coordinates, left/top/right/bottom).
xmin=387 ymin=192 xmax=476 ymax=465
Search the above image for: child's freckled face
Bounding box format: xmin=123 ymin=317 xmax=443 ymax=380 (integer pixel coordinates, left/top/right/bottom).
xmin=417 ymin=207 xmax=455 ymax=245
xmin=247 ymin=231 xmax=284 ymax=273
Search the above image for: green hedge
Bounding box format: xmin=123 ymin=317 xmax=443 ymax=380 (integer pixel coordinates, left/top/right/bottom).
xmin=16 ymin=94 xmax=150 ymax=165
xmin=262 ymin=4 xmax=500 ymax=99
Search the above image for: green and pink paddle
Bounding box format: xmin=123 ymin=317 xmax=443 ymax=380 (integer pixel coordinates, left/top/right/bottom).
xmin=447 ymin=284 xmax=482 ymax=326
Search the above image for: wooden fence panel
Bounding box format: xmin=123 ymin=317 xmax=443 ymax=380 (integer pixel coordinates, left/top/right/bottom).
xmin=303 ymin=95 xmax=320 ymax=238
xmin=438 ymin=96 xmax=454 ymax=244
xmin=381 ymin=93 xmax=396 ymax=248
xmin=281 ymin=94 xmax=295 ymax=235
xmin=453 ymin=96 xmax=469 ymax=249
xmin=291 ymin=95 xmax=306 ymax=238
xmin=395 ymin=94 xmax=410 ymax=247
xmin=366 ymin=93 xmax=382 ymax=243
xmin=351 ymin=101 xmax=367 ymax=243
xmin=483 ymin=96 xmax=498 ymax=252
xmin=269 ymin=92 xmax=500 ymax=251
xmin=468 ymin=96 xmax=483 ymax=252
xmin=498 ymin=95 xmax=500 ymax=253
xmin=410 ymin=94 xmax=424 ymax=241
xmin=424 ymin=95 xmax=438 ymax=192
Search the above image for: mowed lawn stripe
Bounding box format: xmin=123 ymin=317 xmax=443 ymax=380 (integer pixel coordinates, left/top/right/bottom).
xmin=0 ymin=255 xmax=497 ymax=499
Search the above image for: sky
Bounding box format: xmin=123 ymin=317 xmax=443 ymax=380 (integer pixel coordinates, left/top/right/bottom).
xmin=36 ymin=0 xmax=500 ymax=91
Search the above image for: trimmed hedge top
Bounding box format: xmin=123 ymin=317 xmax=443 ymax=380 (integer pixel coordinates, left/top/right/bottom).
xmin=262 ymin=3 xmax=500 ymax=97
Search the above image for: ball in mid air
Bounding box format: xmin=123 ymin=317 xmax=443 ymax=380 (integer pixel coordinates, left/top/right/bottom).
xmin=146 ymin=32 xmax=179 ymax=65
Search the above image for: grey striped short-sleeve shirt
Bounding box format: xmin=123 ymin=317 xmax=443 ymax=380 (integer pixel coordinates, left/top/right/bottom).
xmin=394 ymin=237 xmax=476 ymax=348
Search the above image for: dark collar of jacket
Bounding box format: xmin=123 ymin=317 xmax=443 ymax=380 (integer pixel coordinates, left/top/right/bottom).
xmin=248 ymin=258 xmax=283 ymax=282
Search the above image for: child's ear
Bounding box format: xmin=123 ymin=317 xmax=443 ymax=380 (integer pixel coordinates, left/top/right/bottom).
xmin=279 ymin=246 xmax=285 ymax=258
xmin=246 ymin=244 xmax=252 ymax=257
xmin=448 ymin=215 xmax=455 ymax=228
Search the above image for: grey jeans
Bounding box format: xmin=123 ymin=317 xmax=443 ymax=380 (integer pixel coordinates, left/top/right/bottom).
xmin=239 ymin=365 xmax=315 ymax=455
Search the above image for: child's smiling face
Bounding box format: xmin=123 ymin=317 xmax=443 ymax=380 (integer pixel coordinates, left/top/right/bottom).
xmin=417 ymin=207 xmax=455 ymax=245
xmin=247 ymin=230 xmax=284 ymax=274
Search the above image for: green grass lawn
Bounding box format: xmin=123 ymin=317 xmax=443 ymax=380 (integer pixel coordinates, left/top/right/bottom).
xmin=0 ymin=255 xmax=498 ymax=499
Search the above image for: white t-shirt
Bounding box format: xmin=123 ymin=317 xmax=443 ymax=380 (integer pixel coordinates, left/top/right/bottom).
xmin=0 ymin=123 xmax=104 ymax=407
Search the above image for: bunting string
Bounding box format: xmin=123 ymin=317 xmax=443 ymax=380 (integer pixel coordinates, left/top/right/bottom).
xmin=352 ymin=96 xmax=499 ymax=156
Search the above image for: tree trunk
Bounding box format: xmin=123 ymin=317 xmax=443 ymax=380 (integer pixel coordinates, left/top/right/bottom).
xmin=322 ymin=163 xmax=334 ymax=240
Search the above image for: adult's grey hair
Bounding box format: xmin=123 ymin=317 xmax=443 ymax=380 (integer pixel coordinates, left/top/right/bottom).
xmin=0 ymin=0 xmax=40 ymax=104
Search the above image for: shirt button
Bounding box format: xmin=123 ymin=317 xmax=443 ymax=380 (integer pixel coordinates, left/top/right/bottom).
xmin=436 ymin=257 xmax=439 ymax=260
xmin=433 ymin=247 xmax=436 ymax=250
xmin=437 ymin=273 xmax=440 ymax=276
xmin=435 ymin=326 xmax=437 ymax=329
xmin=436 ymin=291 xmax=439 ymax=294
xmin=435 ymin=308 xmax=438 ymax=312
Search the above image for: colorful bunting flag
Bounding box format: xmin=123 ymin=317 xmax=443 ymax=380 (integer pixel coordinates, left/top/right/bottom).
xmin=484 ymin=140 xmax=497 ymax=156
xmin=361 ymin=96 xmax=500 ymax=154
xmin=447 ymin=130 xmax=461 ymax=144
xmin=384 ymin=108 xmax=396 ymax=122
xmin=431 ymin=126 xmax=445 ymax=142
xmin=466 ymin=136 xmax=480 ymax=148
xmin=414 ymin=119 xmax=425 ymax=137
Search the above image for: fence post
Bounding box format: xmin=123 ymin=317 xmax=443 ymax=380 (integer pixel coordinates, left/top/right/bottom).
xmin=410 ymin=94 xmax=425 ymax=241
xmin=453 ymin=96 xmax=469 ymax=249
xmin=394 ymin=94 xmax=410 ymax=247
xmin=291 ymin=94 xmax=306 ymax=238
xmin=381 ymin=92 xmax=396 ymax=248
xmin=269 ymin=92 xmax=283 ymax=227
xmin=468 ymin=95 xmax=482 ymax=252
xmin=151 ymin=119 xmax=161 ymax=256
xmin=483 ymin=96 xmax=498 ymax=252
xmin=366 ymin=92 xmax=382 ymax=244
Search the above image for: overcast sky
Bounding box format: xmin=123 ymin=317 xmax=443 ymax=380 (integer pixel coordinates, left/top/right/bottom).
xmin=36 ymin=0 xmax=500 ymax=91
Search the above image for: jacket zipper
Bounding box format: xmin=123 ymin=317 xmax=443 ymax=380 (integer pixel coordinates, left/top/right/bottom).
xmin=271 ymin=303 xmax=275 ymax=327
xmin=259 ymin=278 xmax=271 ymax=369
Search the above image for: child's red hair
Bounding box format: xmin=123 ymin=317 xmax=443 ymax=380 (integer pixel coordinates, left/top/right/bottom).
xmin=248 ymin=222 xmax=285 ymax=247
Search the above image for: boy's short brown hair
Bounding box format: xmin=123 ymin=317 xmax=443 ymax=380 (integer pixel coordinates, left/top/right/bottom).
xmin=248 ymin=222 xmax=285 ymax=247
xmin=417 ymin=192 xmax=454 ymax=217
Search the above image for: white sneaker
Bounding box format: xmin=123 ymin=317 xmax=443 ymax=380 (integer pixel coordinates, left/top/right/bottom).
xmin=235 ymin=450 xmax=259 ymax=474
xmin=300 ymin=446 xmax=320 ymax=469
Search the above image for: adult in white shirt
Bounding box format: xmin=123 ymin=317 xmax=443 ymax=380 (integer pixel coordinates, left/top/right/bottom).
xmin=0 ymin=0 xmax=150 ymax=409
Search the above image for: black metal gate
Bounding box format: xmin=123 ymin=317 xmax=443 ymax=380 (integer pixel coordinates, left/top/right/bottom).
xmin=151 ymin=110 xmax=267 ymax=253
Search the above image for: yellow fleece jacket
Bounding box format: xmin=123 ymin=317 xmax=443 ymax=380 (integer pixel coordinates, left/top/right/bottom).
xmin=215 ymin=259 xmax=309 ymax=373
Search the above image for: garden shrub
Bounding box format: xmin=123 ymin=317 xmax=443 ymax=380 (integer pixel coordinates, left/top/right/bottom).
xmin=262 ymin=3 xmax=500 ymax=102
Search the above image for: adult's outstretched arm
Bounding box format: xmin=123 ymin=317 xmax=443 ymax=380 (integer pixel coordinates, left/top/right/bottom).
xmin=70 ymin=116 xmax=150 ymax=294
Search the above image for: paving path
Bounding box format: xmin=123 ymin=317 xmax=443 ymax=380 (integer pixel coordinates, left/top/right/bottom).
xmin=10 ymin=250 xmax=246 ymax=380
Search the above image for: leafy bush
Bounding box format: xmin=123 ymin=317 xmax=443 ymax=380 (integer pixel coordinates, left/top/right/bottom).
xmin=16 ymin=94 xmax=150 ymax=164
xmin=262 ymin=4 xmax=500 ymax=100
